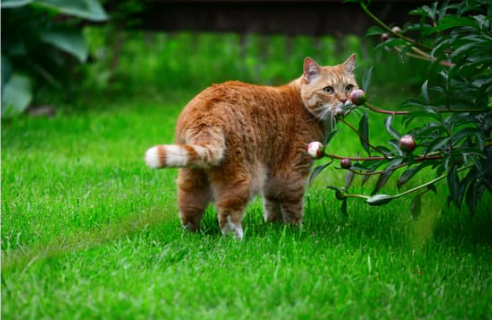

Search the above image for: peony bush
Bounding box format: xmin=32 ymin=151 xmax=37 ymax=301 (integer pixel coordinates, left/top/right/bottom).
xmin=310 ymin=0 xmax=492 ymax=217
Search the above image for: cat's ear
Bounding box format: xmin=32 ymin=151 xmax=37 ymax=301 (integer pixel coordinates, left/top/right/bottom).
xmin=343 ymin=53 xmax=356 ymax=74
xmin=303 ymin=57 xmax=321 ymax=82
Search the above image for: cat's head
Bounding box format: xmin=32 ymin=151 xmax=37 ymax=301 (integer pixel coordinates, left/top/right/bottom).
xmin=300 ymin=54 xmax=359 ymax=120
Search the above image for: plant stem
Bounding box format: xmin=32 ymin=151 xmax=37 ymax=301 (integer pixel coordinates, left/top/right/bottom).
xmin=338 ymin=166 xmax=472 ymax=201
xmin=359 ymin=1 xmax=432 ymax=52
xmin=348 ymin=163 xmax=408 ymax=176
xmin=365 ymin=102 xmax=408 ymax=115
xmin=394 ymin=46 xmax=454 ymax=67
xmin=344 ymin=193 xmax=370 ymax=200
xmin=325 ymin=154 xmax=385 ymax=161
xmin=364 ymin=102 xmax=490 ymax=115
xmin=394 ymin=165 xmax=470 ymax=198
xmin=326 ymin=154 xmax=442 ymax=163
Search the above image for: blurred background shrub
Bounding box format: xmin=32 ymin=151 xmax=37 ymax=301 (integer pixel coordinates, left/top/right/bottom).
xmin=2 ymin=0 xmax=435 ymax=116
xmin=1 ymin=0 xmax=107 ymax=117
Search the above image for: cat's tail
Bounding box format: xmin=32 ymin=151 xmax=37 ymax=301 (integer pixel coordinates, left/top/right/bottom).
xmin=144 ymin=129 xmax=225 ymax=169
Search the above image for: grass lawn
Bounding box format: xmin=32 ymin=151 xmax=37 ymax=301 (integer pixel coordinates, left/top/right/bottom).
xmin=2 ymin=92 xmax=492 ymax=319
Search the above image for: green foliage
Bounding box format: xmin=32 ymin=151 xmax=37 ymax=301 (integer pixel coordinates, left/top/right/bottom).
xmin=315 ymin=0 xmax=492 ymax=215
xmin=1 ymin=0 xmax=106 ymax=117
xmin=79 ymin=30 xmax=432 ymax=99
xmin=1 ymin=73 xmax=33 ymax=117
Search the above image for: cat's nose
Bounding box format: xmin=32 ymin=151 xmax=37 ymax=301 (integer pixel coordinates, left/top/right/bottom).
xmin=340 ymin=98 xmax=347 ymax=103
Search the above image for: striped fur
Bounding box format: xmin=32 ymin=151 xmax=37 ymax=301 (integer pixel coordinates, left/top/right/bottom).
xmin=145 ymin=55 xmax=359 ymax=239
xmin=145 ymin=128 xmax=225 ymax=168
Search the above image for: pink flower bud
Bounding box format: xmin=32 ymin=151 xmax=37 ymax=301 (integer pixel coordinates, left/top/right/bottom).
xmin=341 ymin=158 xmax=351 ymax=169
xmin=398 ymin=134 xmax=416 ymax=152
xmin=307 ymin=141 xmax=325 ymax=159
xmin=350 ymin=89 xmax=367 ymax=105
xmin=391 ymin=26 xmax=402 ymax=34
xmin=334 ymin=107 xmax=345 ymax=120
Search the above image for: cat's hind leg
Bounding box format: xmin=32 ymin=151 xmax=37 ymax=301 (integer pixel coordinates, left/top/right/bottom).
xmin=177 ymin=168 xmax=212 ymax=232
xmin=263 ymin=195 xmax=282 ymax=223
xmin=280 ymin=195 xmax=304 ymax=225
xmin=210 ymin=172 xmax=251 ymax=240
xmin=278 ymin=178 xmax=307 ymax=225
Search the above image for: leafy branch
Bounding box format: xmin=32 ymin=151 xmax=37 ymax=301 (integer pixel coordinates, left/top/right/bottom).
xmin=314 ymin=0 xmax=492 ymax=216
xmin=330 ymin=165 xmax=472 ymax=206
xmin=364 ymin=102 xmax=490 ymax=115
xmin=358 ymin=1 xmax=432 ymax=52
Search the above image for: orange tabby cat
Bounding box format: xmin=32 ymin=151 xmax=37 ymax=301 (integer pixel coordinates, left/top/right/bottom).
xmin=145 ymin=55 xmax=359 ymax=239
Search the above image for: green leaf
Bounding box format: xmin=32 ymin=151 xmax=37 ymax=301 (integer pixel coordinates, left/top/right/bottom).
xmin=427 ymin=184 xmax=437 ymax=193
xmin=388 ymin=139 xmax=403 ymax=157
xmin=374 ymin=38 xmax=407 ymax=51
xmin=362 ymin=173 xmax=372 ymax=187
xmin=324 ymin=129 xmax=338 ymax=145
xmin=372 ymin=158 xmax=403 ymax=195
xmin=341 ymin=199 xmax=348 ymax=216
xmin=410 ymin=194 xmax=422 ymax=219
xmin=33 ymin=0 xmax=107 ymax=21
xmin=447 ymin=166 xmax=464 ymax=208
xmin=465 ymin=180 xmax=484 ymax=216
xmin=362 ymin=66 xmax=373 ymax=92
xmin=397 ymin=163 xmax=429 ymax=189
xmin=384 ymin=115 xmax=401 ymax=139
xmin=451 ymin=127 xmax=481 ymax=146
xmin=425 ymin=136 xmax=451 ymax=154
xmin=399 ymin=44 xmax=413 ymax=61
xmin=1 ymin=54 xmax=12 ymax=95
xmin=409 ymin=7 xmax=431 ymax=18
xmin=375 ymin=145 xmax=394 ymax=158
xmin=40 ymin=28 xmax=88 ymax=62
xmin=421 ymin=80 xmax=430 ymax=104
xmin=365 ymin=26 xmax=385 ymax=37
xmin=1 ymin=73 xmax=32 ymax=117
xmin=327 ymin=186 xmax=346 ymax=200
xmin=1 ymin=0 xmax=33 ymax=8
xmin=372 ymin=170 xmax=393 ymax=195
xmin=309 ymin=162 xmax=332 ymax=187
xmin=344 ymin=169 xmax=355 ymax=190
xmin=366 ymin=194 xmax=394 ymax=206
xmin=430 ymin=16 xmax=480 ymax=33
xmin=358 ymin=111 xmax=370 ymax=156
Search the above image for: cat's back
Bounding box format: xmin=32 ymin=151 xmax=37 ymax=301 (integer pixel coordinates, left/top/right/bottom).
xmin=187 ymin=80 xmax=280 ymax=110
xmin=176 ymin=80 xmax=287 ymax=133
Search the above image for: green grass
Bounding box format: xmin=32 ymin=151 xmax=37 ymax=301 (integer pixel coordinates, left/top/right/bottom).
xmin=2 ymin=91 xmax=491 ymax=319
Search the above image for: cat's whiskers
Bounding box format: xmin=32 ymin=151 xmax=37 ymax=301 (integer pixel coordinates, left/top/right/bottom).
xmin=312 ymin=105 xmax=327 ymax=113
xmin=317 ymin=105 xmax=333 ymax=122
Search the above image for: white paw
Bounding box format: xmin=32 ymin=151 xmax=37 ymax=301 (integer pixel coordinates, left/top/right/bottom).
xmin=221 ymin=216 xmax=244 ymax=240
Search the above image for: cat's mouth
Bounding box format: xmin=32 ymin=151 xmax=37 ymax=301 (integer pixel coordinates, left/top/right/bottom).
xmin=313 ymin=103 xmax=343 ymax=121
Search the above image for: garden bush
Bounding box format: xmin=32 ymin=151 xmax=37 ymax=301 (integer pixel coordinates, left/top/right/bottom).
xmin=312 ymin=0 xmax=492 ymax=217
xmin=1 ymin=0 xmax=107 ymax=117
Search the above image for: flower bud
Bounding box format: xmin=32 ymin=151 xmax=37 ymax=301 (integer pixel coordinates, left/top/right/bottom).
xmin=391 ymin=26 xmax=402 ymax=35
xmin=380 ymin=33 xmax=389 ymax=41
xmin=398 ymin=134 xmax=416 ymax=152
xmin=350 ymin=89 xmax=367 ymax=105
xmin=307 ymin=141 xmax=325 ymax=159
xmin=334 ymin=107 xmax=345 ymax=120
xmin=341 ymin=158 xmax=351 ymax=169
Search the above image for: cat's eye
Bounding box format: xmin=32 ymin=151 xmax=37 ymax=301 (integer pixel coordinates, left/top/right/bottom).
xmin=345 ymin=85 xmax=354 ymax=92
xmin=323 ymin=86 xmax=334 ymax=94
